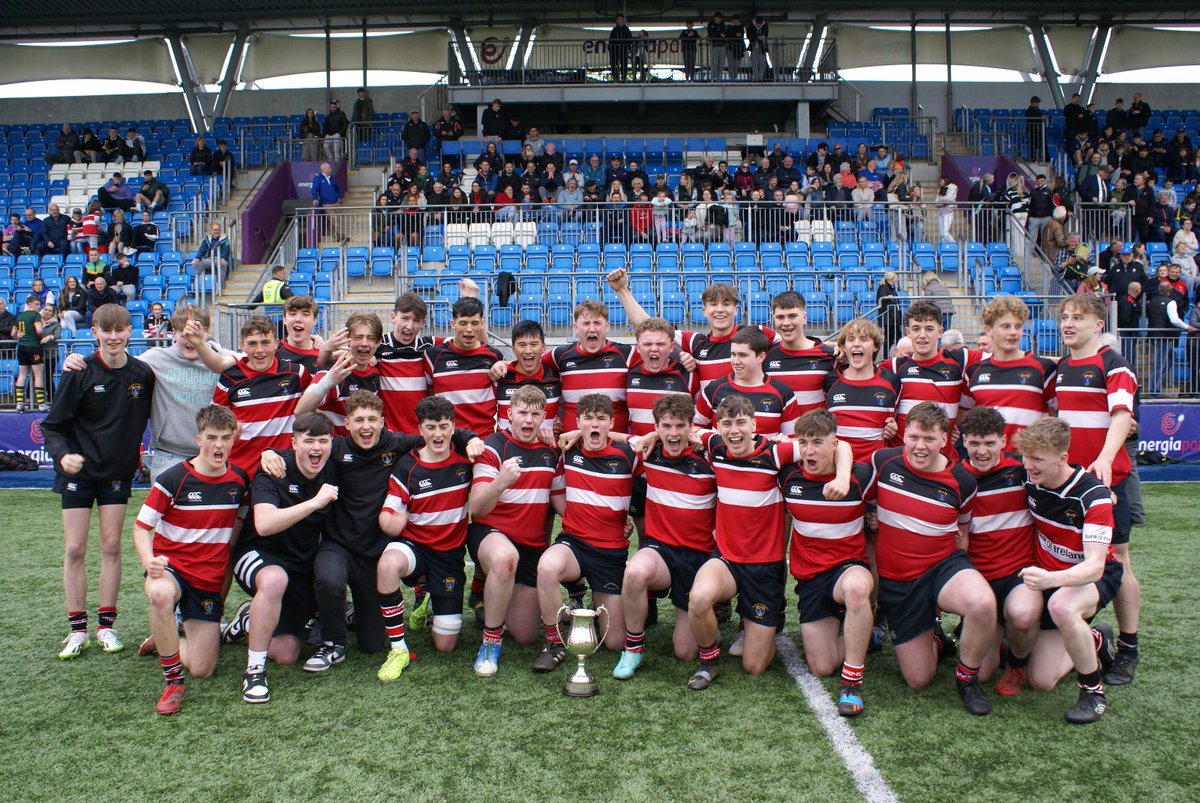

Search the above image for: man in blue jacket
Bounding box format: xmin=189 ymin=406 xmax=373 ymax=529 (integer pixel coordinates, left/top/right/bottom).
xmin=192 ymin=223 xmax=231 ymax=277
xmin=32 ymin=204 xmax=70 ymax=256
xmin=311 ymin=162 xmax=345 ymax=241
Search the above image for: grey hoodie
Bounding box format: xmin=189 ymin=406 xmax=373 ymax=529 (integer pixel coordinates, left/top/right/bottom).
xmin=138 ymin=339 xmax=236 ymax=455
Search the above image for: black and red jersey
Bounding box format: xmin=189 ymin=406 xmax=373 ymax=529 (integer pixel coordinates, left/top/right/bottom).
xmin=213 ymin=357 xmax=310 ymax=476
xmin=313 ymin=366 xmax=382 ymax=436
xmin=677 ymin=325 xmax=778 ymax=396
xmin=471 ymin=430 xmax=563 ymax=549
xmin=382 ymin=451 xmax=473 ymax=551
xmin=963 ymin=354 xmax=1055 ymax=450
xmin=703 ymin=433 xmax=800 ymax=564
xmin=868 ymin=446 xmax=977 ymax=582
xmin=135 ymin=459 xmax=250 ymax=592
xmin=1051 ymin=347 xmax=1138 ymax=486
xmin=560 ymin=439 xmax=637 ymax=550
xmin=1026 ymin=466 xmax=1116 ymax=571
xmin=546 ymin=340 xmax=637 ymax=432
xmin=780 ymin=462 xmax=872 ymax=580
xmin=890 ymin=347 xmax=983 ymax=451
xmin=636 ymin=445 xmax=716 ymax=552
xmin=375 ymin=333 xmax=438 ymax=434
xmin=277 ymin=340 xmax=321 ymax=374
xmin=424 ymin=340 xmax=504 ymax=438
xmin=962 ymin=454 xmax=1037 ymax=580
xmin=496 ymin=364 xmax=562 ymax=431
xmin=626 ymin=360 xmax=696 ymax=437
xmin=764 ymin=339 xmax=836 ymax=414
xmin=825 ymin=366 xmax=900 ymax=462
xmin=694 ymin=374 xmax=801 ymax=436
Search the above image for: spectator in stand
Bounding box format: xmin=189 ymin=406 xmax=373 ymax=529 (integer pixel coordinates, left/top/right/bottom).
xmin=211 ymin=140 xmax=236 ymax=186
xmin=100 ymin=127 xmax=127 ymax=164
xmin=775 ymin=155 xmax=802 ymax=188
xmin=481 ymin=98 xmax=504 ymax=144
xmin=707 ymin=12 xmax=727 ymax=82
xmin=1127 ymin=93 xmax=1151 ymax=138
xmin=106 ymin=208 xmax=134 ymax=258
xmin=1146 ymin=281 xmax=1193 ymax=395
xmin=299 ymin=108 xmax=322 ymax=161
xmin=476 ymin=161 xmax=498 ymax=194
xmin=46 ymin=123 xmax=81 ymax=165
xmin=875 ymin=270 xmax=902 ymax=350
xmin=1105 ymin=245 xmax=1151 ymax=301
xmin=747 ymin=15 xmax=769 ymax=81
xmin=1077 ymin=266 xmax=1108 ymax=302
xmin=1169 ymin=240 xmax=1197 ymax=295
xmin=1148 ymin=129 xmax=1170 ymax=168
xmin=188 ymin=137 xmax=213 ymax=176
xmin=501 ymin=114 xmax=525 ymax=144
xmin=934 ymin=177 xmax=958 ymax=242
xmin=851 ymin=176 xmax=874 ymax=222
xmin=1107 ymin=98 xmax=1128 ymax=134
xmin=352 ymin=87 xmax=375 ymax=131
xmin=630 ymin=30 xmax=651 ymax=81
xmin=474 ymin=141 xmax=503 ymax=175
xmin=555 ymin=178 xmax=585 ymax=221
xmin=39 ymin=302 xmax=60 ymax=372
xmin=1057 ymin=234 xmax=1092 ymax=289
xmin=680 ymin=20 xmax=700 ymax=80
xmin=1062 ymin=92 xmax=1087 ymax=150
xmin=1025 ymin=173 xmax=1055 ymax=246
xmin=1025 ymin=96 xmax=1044 ymax=161
xmin=2 ymin=213 xmax=22 ymax=255
xmin=59 ymin=275 xmax=86 ymax=332
xmin=432 ymin=108 xmax=463 ymax=149
xmin=402 ymin=110 xmax=432 ymax=163
xmin=539 ymin=142 xmax=565 ymax=174
xmin=1167 ymin=263 xmax=1190 ymax=302
xmin=193 ymin=222 xmax=231 ymax=277
xmin=1151 ymin=191 xmax=1177 ymax=243
xmin=807 ymin=142 xmax=830 ymax=172
xmin=538 ymin=162 xmax=565 ymax=202
xmin=410 ymin=164 xmax=434 ymax=196
xmin=311 ymin=162 xmax=344 ymax=240
xmin=32 ymin=204 xmax=70 ymax=257
xmin=576 ymin=154 xmax=602 ymax=189
xmin=435 ymin=162 xmax=459 ymax=188
xmin=72 ymin=201 xmax=103 ymax=254
xmin=322 ymin=99 xmax=349 ymax=161
xmin=0 ymin=298 xmax=15 ymax=344
xmin=725 ymin=16 xmax=745 ymax=79
xmin=850 ymin=142 xmax=871 ymax=173
xmin=99 ymin=172 xmax=135 ymax=211
xmin=609 ymin=14 xmax=633 ymax=82
xmin=144 ymin=302 xmax=172 ymax=345
xmin=125 ymin=126 xmax=147 ymax=161
xmin=922 ymin=272 xmax=954 ymax=329
xmin=30 ymin=277 xmax=54 ymax=309
xmin=132 ymin=210 xmax=162 ymax=253
xmin=84 ymin=275 xmax=123 ymax=326
xmin=83 ymin=247 xmax=108 ymax=287
xmin=136 ymin=170 xmax=170 ymax=213
xmin=77 ymin=129 xmax=104 ymax=163
xmin=109 ymin=253 xmax=139 ymax=301
xmin=1173 ymin=217 xmax=1198 ymax=260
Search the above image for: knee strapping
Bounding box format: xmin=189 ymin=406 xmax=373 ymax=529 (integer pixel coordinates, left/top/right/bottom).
xmin=432 ymin=614 xmax=463 ymax=636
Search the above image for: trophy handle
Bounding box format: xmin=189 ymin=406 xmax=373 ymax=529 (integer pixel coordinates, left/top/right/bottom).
xmin=555 ymin=604 xmax=571 ymax=646
xmin=593 ymin=604 xmax=610 ymax=654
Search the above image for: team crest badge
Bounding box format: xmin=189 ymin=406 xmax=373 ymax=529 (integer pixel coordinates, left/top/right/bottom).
xmin=127 ymin=383 xmax=144 ymax=399
xmin=110 ymin=481 xmax=123 ymax=492
xmin=443 ymin=576 xmax=458 ymax=591
xmin=381 ymin=451 xmax=396 ymax=466
xmin=752 ymin=602 xmax=768 ymax=619
xmin=1081 ymin=370 xmax=1097 ymax=386
xmin=602 ymin=355 xmax=615 ymax=367
xmin=202 ymin=598 xmax=216 ymax=615
xmin=607 ymin=460 xmax=622 ymax=473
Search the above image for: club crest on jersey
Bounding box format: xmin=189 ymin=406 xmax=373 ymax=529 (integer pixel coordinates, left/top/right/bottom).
xmin=111 ymin=481 xmax=123 ymax=491
xmin=935 ymin=488 xmax=949 ymax=503
xmin=228 ymin=488 xmax=240 ymax=499
xmin=1081 ymin=370 xmax=1098 ymax=386
xmin=759 ymin=398 xmax=773 ymax=410
xmin=939 ymin=367 xmax=953 ymax=379
xmin=278 ymin=378 xmax=293 ymax=389
xmin=601 ymin=355 xmax=615 ymax=367
xmin=606 ymin=460 xmax=622 ymax=473
xmin=751 ymin=602 xmax=768 ymax=619
xmin=128 ymin=382 xmax=145 ymax=399
xmin=874 ymin=392 xmax=890 ymax=406
xmin=442 ymin=576 xmax=457 ymax=591
xmin=381 ymin=450 xmax=396 ymax=466
xmin=543 ymin=453 xmax=555 ymax=467
xmin=1018 ymin=371 xmax=1033 ymax=384
xmin=1065 ymin=508 xmax=1080 ymax=523
xmin=455 ymin=467 xmax=468 ymax=482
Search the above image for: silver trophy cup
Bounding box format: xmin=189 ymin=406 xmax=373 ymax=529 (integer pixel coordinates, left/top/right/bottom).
xmin=557 ymin=604 xmax=610 ymax=697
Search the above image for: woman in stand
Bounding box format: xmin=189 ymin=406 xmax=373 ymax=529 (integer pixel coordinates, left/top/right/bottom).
xmin=876 ymin=270 xmax=902 ymax=353
xmin=935 ymin=177 xmax=959 ymax=243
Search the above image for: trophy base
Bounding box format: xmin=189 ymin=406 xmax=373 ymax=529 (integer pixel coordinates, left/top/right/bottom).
xmin=563 ymin=682 xmax=600 ymax=698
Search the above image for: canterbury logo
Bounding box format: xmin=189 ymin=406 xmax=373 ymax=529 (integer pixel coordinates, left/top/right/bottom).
xmin=187 ymin=492 xmax=203 ymax=501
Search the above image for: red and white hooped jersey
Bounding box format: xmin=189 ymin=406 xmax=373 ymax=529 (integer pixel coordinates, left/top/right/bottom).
xmin=963 ymin=454 xmax=1037 ymax=581
xmin=780 ymin=462 xmax=873 ymax=580
xmin=471 ymin=430 xmax=563 ymax=549
xmin=213 ymin=357 xmax=310 ymax=476
xmin=382 ymin=451 xmax=473 ymax=551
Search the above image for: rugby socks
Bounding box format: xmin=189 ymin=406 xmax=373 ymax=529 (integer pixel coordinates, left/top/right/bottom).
xmin=698 ymin=642 xmax=721 ymax=665
xmin=1077 ymin=669 xmax=1104 ymax=694
xmin=246 ymin=649 xmax=268 ymax=675
xmin=482 ymin=625 xmax=504 ymax=646
xmin=840 ymin=662 xmax=864 ymax=687
xmin=955 ymin=660 xmax=980 ymax=684
xmin=1117 ymin=631 xmax=1139 ymax=657
xmin=160 ymin=652 xmax=184 ymax=685
xmin=97 ymin=606 xmax=117 ymax=632
xmin=543 ymin=623 xmax=563 ymax=645
xmin=379 ymin=590 xmax=408 ymax=652
xmin=624 ymin=630 xmax=645 ymax=654
xmin=67 ymin=610 xmax=87 ymax=634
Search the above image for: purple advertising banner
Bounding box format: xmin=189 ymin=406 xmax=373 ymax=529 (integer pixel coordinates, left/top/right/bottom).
xmin=0 ymin=412 xmax=150 ymax=468
xmin=1137 ymin=402 xmax=1200 ymax=463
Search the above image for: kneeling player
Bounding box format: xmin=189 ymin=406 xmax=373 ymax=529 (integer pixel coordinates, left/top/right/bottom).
xmin=132 ymin=406 xmax=250 ymax=715
xmin=227 ymin=412 xmax=339 ymax=703
xmin=957 ymin=407 xmax=1042 ymax=695
xmin=375 ymin=397 xmax=474 ymax=681
xmin=613 ymin=394 xmax=716 ymax=679
xmin=468 ymin=386 xmax=565 ymax=677
xmin=781 ymin=410 xmax=875 ymax=716
xmin=870 ymin=402 xmax=996 ymax=715
xmin=533 ymin=393 xmax=635 ymax=672
xmin=1016 ymin=418 xmax=1123 ymax=724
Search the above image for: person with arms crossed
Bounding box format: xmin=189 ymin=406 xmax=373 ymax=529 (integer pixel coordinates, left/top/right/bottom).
xmin=132 ymin=405 xmax=250 ymax=715
xmin=43 ymin=304 xmax=155 ymax=659
xmin=1015 ymin=418 xmax=1123 ymax=724
xmin=468 ymin=386 xmax=566 ymax=677
xmin=869 ymin=402 xmax=995 ymax=715
xmin=1051 ymin=293 xmax=1140 ymax=686
xmin=374 ymin=397 xmax=477 ymax=681
xmin=956 ymin=406 xmax=1042 ymax=695
xmin=224 ymin=412 xmax=339 ymax=704
xmin=780 ymin=410 xmax=875 ymax=716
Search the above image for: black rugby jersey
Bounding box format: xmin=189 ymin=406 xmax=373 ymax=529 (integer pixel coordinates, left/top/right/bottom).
xmin=239 ymin=451 xmax=338 ymax=570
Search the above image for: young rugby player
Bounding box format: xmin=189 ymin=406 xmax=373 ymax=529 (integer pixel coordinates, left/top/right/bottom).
xmin=824 ymin=319 xmax=899 ymax=462
xmin=375 ymin=397 xmax=476 ymax=681
xmin=425 ymin=297 xmax=505 ymax=438
xmin=226 ymin=412 xmax=339 ymax=704
xmin=869 ymin=402 xmax=995 ymax=715
xmin=957 ymin=407 xmax=1041 ymax=693
xmin=764 ymin=291 xmax=836 ymax=414
xmin=12 ymin=294 xmax=47 ymax=411
xmin=494 ymin=320 xmax=562 ymax=432
xmin=533 ymin=394 xmax=636 ymax=672
xmin=963 ymin=297 xmax=1055 ymax=449
xmin=1052 ymin=294 xmax=1141 ymax=686
xmin=132 ymin=405 xmax=250 ymax=715
xmin=43 ymin=303 xmax=155 ymax=658
xmin=694 ymin=327 xmax=800 ymax=436
xmin=295 ymin=312 xmax=384 ymax=435
xmin=537 ymin=301 xmax=637 ymax=432
xmin=780 ymin=410 xmax=875 ymax=717
xmin=1015 ymin=418 xmax=1123 ymax=724
xmin=613 ymin=394 xmax=715 ymax=679
xmin=468 ymin=386 xmax=565 ymax=677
